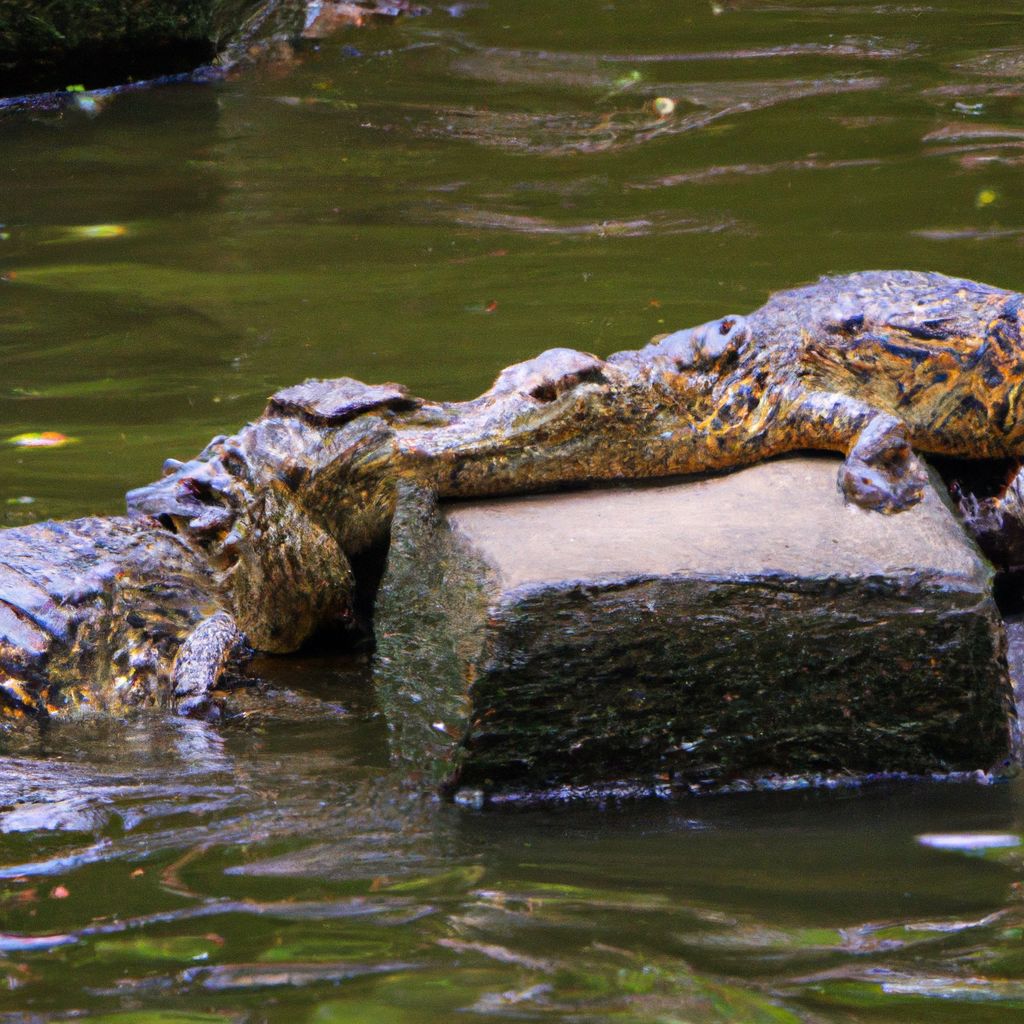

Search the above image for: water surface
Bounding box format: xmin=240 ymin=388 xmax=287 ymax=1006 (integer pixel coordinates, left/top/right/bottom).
xmin=4 ymin=1 xmax=1024 ymax=1019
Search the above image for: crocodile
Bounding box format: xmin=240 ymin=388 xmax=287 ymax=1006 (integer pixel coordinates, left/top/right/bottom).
xmin=2 ymin=269 xmax=1023 ymax=720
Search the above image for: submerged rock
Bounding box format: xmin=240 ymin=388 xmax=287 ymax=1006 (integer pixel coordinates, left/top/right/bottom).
xmin=373 ymin=458 xmax=1016 ymax=799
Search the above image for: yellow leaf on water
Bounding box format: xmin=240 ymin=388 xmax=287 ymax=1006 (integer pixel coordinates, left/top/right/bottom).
xmin=67 ymin=223 xmax=129 ymax=240
xmin=6 ymin=432 xmax=78 ymax=449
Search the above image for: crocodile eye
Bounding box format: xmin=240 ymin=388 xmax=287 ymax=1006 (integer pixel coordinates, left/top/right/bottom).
xmin=694 ymin=315 xmax=749 ymax=363
xmin=826 ymin=311 xmax=865 ymax=335
xmin=639 ymin=315 xmax=749 ymax=372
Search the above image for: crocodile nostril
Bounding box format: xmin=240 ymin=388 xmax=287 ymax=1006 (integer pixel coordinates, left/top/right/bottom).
xmin=719 ymin=318 xmax=736 ymax=335
xmin=178 ymin=477 xmax=204 ymax=498
xmin=529 ymin=368 xmax=607 ymax=403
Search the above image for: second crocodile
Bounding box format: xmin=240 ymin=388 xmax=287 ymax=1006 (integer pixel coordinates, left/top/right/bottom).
xmin=3 ymin=269 xmax=1023 ymax=718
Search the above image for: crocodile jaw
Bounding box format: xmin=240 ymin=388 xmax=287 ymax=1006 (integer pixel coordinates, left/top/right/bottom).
xmin=395 ymin=376 xmax=720 ymax=499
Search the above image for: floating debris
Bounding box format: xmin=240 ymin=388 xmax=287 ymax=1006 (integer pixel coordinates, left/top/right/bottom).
xmin=917 ymin=833 xmax=1021 ymax=851
xmin=6 ymin=432 xmax=77 ymax=449
xmin=72 ymin=93 xmax=110 ymax=117
xmin=62 ymin=223 xmax=130 ymax=241
xmin=302 ymin=0 xmax=427 ymax=37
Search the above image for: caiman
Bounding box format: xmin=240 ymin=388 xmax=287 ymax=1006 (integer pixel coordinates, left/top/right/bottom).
xmin=2 ymin=269 xmax=1023 ymax=719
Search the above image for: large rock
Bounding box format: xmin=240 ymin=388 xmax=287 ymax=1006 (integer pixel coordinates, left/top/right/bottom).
xmin=372 ymin=458 xmax=1018 ymax=800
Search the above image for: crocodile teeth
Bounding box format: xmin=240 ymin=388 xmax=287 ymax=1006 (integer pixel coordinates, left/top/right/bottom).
xmin=188 ymin=507 xmax=234 ymax=535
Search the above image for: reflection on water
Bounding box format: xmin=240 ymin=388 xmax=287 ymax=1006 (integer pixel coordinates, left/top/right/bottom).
xmin=4 ymin=0 xmax=1024 ymax=1019
xmin=417 ymin=76 xmax=887 ymax=155
xmin=411 ymin=203 xmax=738 ymax=236
xmin=3 ymin=696 xmax=1024 ymax=1021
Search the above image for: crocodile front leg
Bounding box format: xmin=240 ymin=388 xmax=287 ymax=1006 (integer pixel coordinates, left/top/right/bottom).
xmin=839 ymin=414 xmax=928 ymax=513
xmin=789 ymin=390 xmax=929 ymax=513
xmin=171 ymin=611 xmax=251 ymax=718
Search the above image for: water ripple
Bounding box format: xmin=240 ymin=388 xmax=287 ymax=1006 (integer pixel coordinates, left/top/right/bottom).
xmin=411 ymin=204 xmax=737 ymax=237
xmin=421 ymin=77 xmax=886 ymax=154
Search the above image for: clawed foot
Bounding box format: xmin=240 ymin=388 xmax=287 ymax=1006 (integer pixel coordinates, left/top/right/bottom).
xmin=839 ymin=417 xmax=928 ymax=514
xmin=171 ymin=612 xmax=252 ymax=718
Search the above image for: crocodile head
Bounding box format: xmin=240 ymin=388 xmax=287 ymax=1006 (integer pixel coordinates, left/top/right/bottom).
xmin=394 ymin=314 xmax=755 ymax=497
xmin=125 ymin=315 xmax=755 ymax=648
xmin=125 ymin=382 xmax=415 ymax=652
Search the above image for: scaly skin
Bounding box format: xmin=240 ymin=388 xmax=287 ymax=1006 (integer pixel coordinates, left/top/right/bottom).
xmin=2 ymin=270 xmax=1022 ymax=718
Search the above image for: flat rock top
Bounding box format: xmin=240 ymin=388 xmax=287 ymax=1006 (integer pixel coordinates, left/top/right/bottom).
xmin=443 ymin=457 xmax=987 ymax=592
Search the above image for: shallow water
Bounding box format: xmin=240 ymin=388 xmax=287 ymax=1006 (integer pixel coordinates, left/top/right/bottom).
xmin=4 ymin=0 xmax=1024 ymax=1019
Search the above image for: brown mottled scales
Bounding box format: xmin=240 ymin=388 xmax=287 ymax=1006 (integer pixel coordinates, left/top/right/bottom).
xmin=0 ymin=516 xmax=225 ymax=717
xmin=3 ymin=270 xmax=1023 ymax=717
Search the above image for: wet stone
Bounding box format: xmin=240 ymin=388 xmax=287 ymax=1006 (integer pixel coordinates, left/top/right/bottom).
xmin=372 ymin=458 xmax=1017 ymax=799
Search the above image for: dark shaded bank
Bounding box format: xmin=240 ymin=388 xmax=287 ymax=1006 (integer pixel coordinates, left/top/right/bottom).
xmin=0 ymin=0 xmax=306 ymax=95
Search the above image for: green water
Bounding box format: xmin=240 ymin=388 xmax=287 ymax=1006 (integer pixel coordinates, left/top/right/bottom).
xmin=4 ymin=0 xmax=1024 ymax=1019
